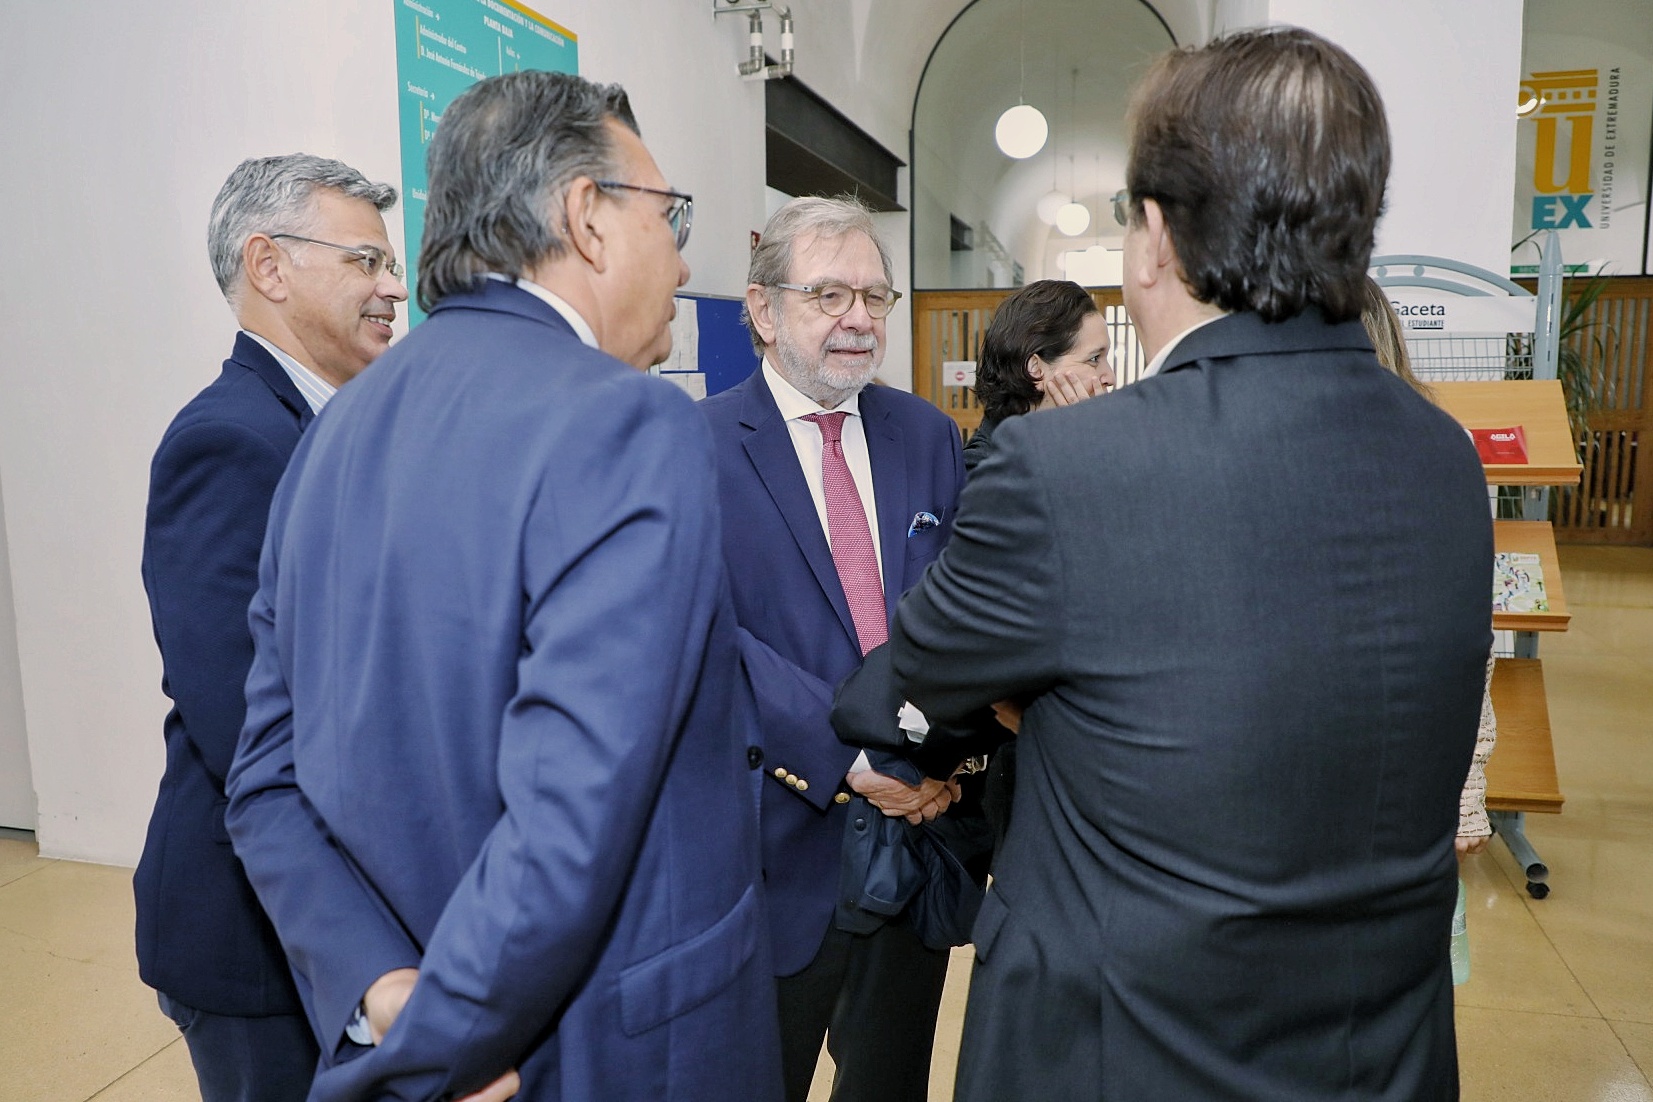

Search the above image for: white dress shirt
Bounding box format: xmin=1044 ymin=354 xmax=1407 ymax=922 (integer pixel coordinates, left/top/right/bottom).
xmin=760 ymin=358 xmax=884 ymax=579
xmin=497 ymin=275 xmax=599 ymax=349
xmin=1140 ymin=313 xmax=1227 ymax=379
xmin=243 ymin=331 xmax=336 ymax=414
xmin=760 ymin=359 xmax=886 ymax=773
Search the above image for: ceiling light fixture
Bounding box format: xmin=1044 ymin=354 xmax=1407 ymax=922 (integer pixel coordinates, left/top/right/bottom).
xmin=1055 ymin=199 xmax=1090 ymax=236
xmin=994 ymin=0 xmax=1046 ymax=159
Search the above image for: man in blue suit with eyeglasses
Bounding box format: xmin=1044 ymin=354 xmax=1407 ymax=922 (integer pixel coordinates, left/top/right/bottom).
xmin=699 ymin=196 xmax=966 ymax=1102
xmin=226 ymin=72 xmax=780 ymax=1102
xmin=138 ymin=152 xmax=405 ymax=1102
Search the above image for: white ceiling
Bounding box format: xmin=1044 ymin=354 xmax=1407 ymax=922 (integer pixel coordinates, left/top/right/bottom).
xmin=907 ymin=0 xmax=1185 ymax=282
xmin=771 ymin=0 xmax=1215 ymax=284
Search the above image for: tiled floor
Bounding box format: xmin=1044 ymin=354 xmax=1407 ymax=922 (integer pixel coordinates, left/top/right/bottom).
xmin=2 ymin=546 xmax=1649 ymax=1101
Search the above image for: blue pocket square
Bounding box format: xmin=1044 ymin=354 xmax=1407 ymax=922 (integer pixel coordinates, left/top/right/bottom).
xmin=907 ymin=511 xmax=940 ymax=537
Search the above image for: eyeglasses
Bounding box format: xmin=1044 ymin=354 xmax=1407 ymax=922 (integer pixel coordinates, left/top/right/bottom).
xmin=593 ymin=180 xmax=694 ymax=251
xmin=773 ymin=281 xmax=903 ymax=319
xmin=269 ymin=234 xmax=404 ymax=281
xmin=1111 ymin=189 xmax=1131 ymax=228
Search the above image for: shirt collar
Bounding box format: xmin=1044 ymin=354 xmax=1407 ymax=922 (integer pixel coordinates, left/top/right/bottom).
xmin=1141 ymin=313 xmax=1227 ymax=379
xmin=761 ymin=357 xmax=863 ymax=421
xmin=241 ymin=330 xmax=335 ymax=414
xmin=487 ymin=274 xmax=599 ymax=350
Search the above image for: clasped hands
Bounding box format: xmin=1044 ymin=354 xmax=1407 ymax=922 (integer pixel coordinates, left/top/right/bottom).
xmin=362 ymin=968 xmax=521 ymax=1101
xmin=846 ymin=768 xmax=962 ymax=825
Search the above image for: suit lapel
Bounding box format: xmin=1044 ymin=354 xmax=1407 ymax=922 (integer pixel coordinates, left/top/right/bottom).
xmin=860 ymin=389 xmax=908 ymax=618
xmin=230 ymin=332 xmax=314 ymax=431
xmin=737 ymin=375 xmax=860 ymax=644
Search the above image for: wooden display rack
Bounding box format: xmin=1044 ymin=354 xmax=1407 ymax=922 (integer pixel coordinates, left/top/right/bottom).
xmin=1437 ymin=380 xmax=1579 ymax=898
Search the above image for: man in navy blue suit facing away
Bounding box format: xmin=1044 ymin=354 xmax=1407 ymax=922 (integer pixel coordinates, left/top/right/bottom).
xmin=891 ymin=28 xmax=1490 ymax=1102
xmin=138 ymin=153 xmax=405 ymax=1102
xmin=226 ymin=72 xmax=781 ymax=1102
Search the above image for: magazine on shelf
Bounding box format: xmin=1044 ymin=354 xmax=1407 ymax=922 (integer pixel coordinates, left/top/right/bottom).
xmin=1469 ymin=425 xmax=1528 ymax=464
xmin=1493 ymin=551 xmax=1549 ymax=613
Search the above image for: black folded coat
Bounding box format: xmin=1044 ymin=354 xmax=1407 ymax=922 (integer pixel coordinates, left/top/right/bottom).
xmin=830 ymin=641 xmax=1007 ymax=949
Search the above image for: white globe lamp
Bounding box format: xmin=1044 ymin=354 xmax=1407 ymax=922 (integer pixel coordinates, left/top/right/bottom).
xmin=1036 ymin=189 xmax=1070 ymax=225
xmin=1055 ymin=201 xmax=1090 ymax=236
xmin=994 ymin=104 xmax=1048 ymax=159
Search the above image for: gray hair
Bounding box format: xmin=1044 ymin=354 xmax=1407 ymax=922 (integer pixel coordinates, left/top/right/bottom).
xmin=207 ymin=154 xmax=397 ymax=305
xmin=743 ymin=195 xmax=893 ymax=354
xmin=418 ymin=71 xmax=637 ymax=312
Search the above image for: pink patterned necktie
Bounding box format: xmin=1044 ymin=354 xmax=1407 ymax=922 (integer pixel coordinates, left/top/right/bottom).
xmin=803 ymin=411 xmax=887 ymax=656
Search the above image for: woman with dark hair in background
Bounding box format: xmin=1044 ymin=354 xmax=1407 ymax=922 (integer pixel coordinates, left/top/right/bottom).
xmin=965 ymin=279 xmax=1116 ymax=846
xmin=967 ymin=279 xmax=1114 ymax=472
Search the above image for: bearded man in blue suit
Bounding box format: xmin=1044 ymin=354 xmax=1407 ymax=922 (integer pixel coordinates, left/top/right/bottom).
xmin=699 ymin=197 xmax=966 ymax=1102
xmin=138 ymin=152 xmax=405 ymax=1102
xmin=226 ymin=72 xmax=780 ymax=1102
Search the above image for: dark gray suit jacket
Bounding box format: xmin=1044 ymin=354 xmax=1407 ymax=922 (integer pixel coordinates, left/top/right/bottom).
xmin=891 ymin=309 xmax=1491 ymax=1101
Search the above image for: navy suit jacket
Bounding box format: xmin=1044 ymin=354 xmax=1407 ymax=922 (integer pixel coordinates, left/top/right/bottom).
xmin=698 ymin=369 xmax=965 ymax=976
xmin=136 ymin=332 xmax=310 ymax=1017
xmin=893 ymin=310 xmax=1491 ymax=1101
xmin=225 ymin=282 xmax=781 ymax=1102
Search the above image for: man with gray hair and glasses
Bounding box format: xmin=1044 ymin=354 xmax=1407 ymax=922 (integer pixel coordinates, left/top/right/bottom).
xmin=225 ymin=71 xmax=781 ymax=1102
xmin=700 ymin=196 xmax=966 ymax=1102
xmin=137 ymin=153 xmax=404 ymax=1102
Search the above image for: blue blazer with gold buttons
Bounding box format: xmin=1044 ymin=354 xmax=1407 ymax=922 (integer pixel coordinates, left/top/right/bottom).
xmin=699 ymin=369 xmax=965 ymax=976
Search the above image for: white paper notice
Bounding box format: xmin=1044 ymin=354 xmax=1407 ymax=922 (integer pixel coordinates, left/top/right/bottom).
xmin=660 ymin=296 xmax=700 ymax=374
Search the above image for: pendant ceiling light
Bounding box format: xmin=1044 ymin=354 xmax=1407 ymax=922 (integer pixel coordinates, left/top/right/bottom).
xmin=1055 ymin=200 xmax=1090 ymax=236
xmin=1055 ymin=151 xmax=1088 ymax=235
xmin=1037 ymin=189 xmax=1070 ymax=225
xmin=994 ymin=0 xmax=1046 ymax=160
xmin=996 ymin=105 xmax=1048 ymax=159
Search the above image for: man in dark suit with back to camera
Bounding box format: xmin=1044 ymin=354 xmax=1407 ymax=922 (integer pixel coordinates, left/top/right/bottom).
xmin=891 ymin=27 xmax=1492 ymax=1102
xmin=225 ymin=72 xmax=781 ymax=1102
xmin=137 ymin=153 xmax=405 ymax=1102
xmin=699 ymin=196 xmax=966 ymax=1102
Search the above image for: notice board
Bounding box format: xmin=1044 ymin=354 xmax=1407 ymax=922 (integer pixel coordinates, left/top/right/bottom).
xmin=394 ymin=0 xmax=578 ymax=323
xmin=654 ymin=295 xmax=761 ymax=400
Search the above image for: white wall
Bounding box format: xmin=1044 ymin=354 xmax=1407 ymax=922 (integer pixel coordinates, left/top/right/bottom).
xmin=1220 ymin=0 xmax=1525 ymax=276
xmin=0 ymin=1 xmax=768 ymax=864
xmin=0 ymin=476 xmax=34 ymax=830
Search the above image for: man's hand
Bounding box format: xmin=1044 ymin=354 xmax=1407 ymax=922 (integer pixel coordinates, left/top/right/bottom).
xmin=847 ymin=770 xmax=955 ymax=824
xmin=1456 ymin=834 xmax=1490 ymax=857
xmin=363 ymin=967 xmax=420 ymax=1045
xmin=364 ymin=968 xmax=519 ymax=1100
xmin=991 ymin=699 xmax=1023 ymax=734
xmin=1037 ymin=366 xmax=1110 ymax=410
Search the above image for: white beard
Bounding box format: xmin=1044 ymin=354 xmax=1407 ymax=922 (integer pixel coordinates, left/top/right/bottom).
xmin=774 ymin=322 xmax=881 ymax=407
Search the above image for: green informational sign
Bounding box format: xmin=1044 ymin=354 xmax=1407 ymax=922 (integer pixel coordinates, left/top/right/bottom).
xmin=394 ymin=0 xmax=578 ymax=323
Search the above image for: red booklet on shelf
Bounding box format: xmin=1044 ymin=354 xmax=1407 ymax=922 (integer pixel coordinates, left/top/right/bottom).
xmin=1469 ymin=425 xmax=1528 ymax=464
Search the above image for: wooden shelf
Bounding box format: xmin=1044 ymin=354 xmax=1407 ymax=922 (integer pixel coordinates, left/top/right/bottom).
xmin=1432 ymin=380 xmax=1583 ymax=487
xmin=1485 ymin=658 xmax=1564 ymax=814
xmin=1493 ymin=521 xmax=1570 ymax=632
